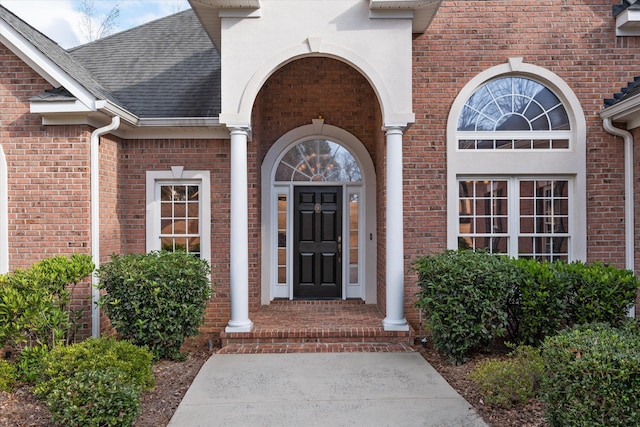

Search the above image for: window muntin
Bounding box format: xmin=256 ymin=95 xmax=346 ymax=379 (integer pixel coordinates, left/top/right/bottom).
xmin=457 ymin=77 xmax=570 ymax=150
xmin=458 ymin=178 xmax=570 ymax=261
xmin=275 ymin=139 xmax=362 ymax=182
xmin=159 ymin=183 xmax=201 ymax=257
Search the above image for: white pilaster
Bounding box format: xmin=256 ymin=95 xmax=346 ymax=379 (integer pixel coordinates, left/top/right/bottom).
xmin=226 ymin=127 xmax=253 ymax=332
xmin=383 ymin=126 xmax=409 ymax=331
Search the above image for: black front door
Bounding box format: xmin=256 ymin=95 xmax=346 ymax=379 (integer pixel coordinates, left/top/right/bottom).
xmin=293 ymin=186 xmax=342 ymax=298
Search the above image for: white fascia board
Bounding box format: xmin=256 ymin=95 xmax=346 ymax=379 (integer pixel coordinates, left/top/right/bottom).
xmin=0 ymin=21 xmax=97 ymax=111
xmin=30 ymin=100 xmax=92 ymax=114
xmin=600 ymin=93 xmax=640 ymax=129
xmin=119 ymin=125 xmax=229 ymax=140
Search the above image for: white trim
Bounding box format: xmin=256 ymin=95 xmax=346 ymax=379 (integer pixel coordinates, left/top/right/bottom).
xmin=0 ymin=145 xmax=8 ymax=274
xmin=0 ymin=20 xmax=96 ymax=111
xmin=145 ymin=169 xmax=212 ymax=264
xmin=446 ymin=59 xmax=587 ymax=261
xmin=261 ymin=122 xmax=377 ymax=304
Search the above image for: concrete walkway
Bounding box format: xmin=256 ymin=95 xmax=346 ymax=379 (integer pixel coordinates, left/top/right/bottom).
xmin=168 ymin=352 xmax=487 ymax=427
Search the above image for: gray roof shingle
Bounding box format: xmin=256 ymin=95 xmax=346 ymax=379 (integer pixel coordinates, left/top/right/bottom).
xmin=604 ymin=76 xmax=640 ymax=107
xmin=69 ymin=9 xmax=221 ymax=118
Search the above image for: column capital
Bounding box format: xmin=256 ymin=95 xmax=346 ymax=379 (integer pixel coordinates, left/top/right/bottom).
xmin=227 ymin=125 xmax=252 ymax=139
xmin=382 ymin=124 xmax=407 ymax=135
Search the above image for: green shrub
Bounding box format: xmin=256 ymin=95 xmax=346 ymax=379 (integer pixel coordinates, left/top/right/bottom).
xmin=468 ymin=345 xmax=544 ymax=408
xmin=505 ymin=258 xmax=570 ymax=346
xmin=96 ymin=251 xmax=212 ymax=360
xmin=541 ymin=322 xmax=640 ymax=427
xmin=35 ymin=337 xmax=154 ymax=399
xmin=46 ymin=369 xmax=140 ymax=427
xmin=15 ymin=345 xmax=49 ymax=383
xmin=0 ymin=359 xmax=16 ymax=392
xmin=556 ymin=261 xmax=639 ymax=326
xmin=0 ymin=254 xmax=94 ymax=350
xmin=413 ymin=250 xmax=515 ymax=364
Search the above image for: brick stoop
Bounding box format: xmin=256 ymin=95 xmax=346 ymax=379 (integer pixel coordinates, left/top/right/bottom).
xmin=218 ymin=300 xmax=415 ymax=354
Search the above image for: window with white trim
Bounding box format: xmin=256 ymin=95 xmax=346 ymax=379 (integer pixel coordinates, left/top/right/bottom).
xmin=458 ymin=178 xmax=570 ymax=261
xmin=446 ymin=59 xmax=587 ymax=261
xmin=146 ymin=170 xmax=210 ymax=262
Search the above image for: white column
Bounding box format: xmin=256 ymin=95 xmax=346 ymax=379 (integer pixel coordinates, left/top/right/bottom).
xmin=226 ymin=127 xmax=253 ymax=332
xmin=383 ymin=126 xmax=409 ymax=331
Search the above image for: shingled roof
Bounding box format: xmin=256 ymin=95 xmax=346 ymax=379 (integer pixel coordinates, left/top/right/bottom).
xmin=604 ymin=76 xmax=640 ymax=107
xmin=69 ymin=9 xmax=221 ymax=118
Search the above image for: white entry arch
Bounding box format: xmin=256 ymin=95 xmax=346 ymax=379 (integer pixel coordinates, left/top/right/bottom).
xmin=261 ymin=120 xmax=377 ymax=304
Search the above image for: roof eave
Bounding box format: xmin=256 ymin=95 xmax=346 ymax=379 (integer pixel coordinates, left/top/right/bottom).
xmin=601 ymin=92 xmax=640 ymax=129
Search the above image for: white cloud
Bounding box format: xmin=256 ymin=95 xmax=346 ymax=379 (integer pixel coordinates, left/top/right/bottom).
xmin=0 ymin=0 xmax=191 ymax=49
xmin=1 ymin=0 xmax=84 ymax=48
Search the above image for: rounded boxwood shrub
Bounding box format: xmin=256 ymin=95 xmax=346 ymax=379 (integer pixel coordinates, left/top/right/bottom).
xmin=46 ymin=369 xmax=140 ymax=427
xmin=35 ymin=337 xmax=154 ymax=399
xmin=413 ymin=250 xmax=515 ymax=364
xmin=96 ymin=251 xmax=212 ymax=360
xmin=541 ymin=322 xmax=640 ymax=427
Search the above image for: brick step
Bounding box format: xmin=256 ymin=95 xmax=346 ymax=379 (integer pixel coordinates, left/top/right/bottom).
xmin=217 ymin=342 xmax=416 ymax=354
xmin=220 ymin=327 xmax=414 ymax=347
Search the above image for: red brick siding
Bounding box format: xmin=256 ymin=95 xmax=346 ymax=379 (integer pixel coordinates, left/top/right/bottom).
xmin=404 ymin=0 xmax=640 ymax=327
xmin=0 ymin=44 xmax=93 ymax=337
xmin=118 ymin=139 xmax=232 ymax=330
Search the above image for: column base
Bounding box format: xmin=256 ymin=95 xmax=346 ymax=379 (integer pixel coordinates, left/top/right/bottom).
xmin=225 ymin=320 xmax=254 ymax=333
xmin=382 ymin=317 xmax=410 ymax=332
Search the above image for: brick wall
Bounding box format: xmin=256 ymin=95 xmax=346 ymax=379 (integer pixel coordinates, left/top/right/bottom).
xmin=118 ymin=139 xmax=232 ymax=330
xmin=0 ymin=44 xmax=93 ymax=337
xmin=403 ymin=0 xmax=640 ymax=327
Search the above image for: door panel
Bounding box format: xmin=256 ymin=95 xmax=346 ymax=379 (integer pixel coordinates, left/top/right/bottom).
xmin=294 ymin=186 xmax=342 ymax=298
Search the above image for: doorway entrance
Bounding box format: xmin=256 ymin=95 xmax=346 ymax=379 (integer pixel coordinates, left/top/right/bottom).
xmin=261 ymin=122 xmax=377 ymax=304
xmin=293 ymin=186 xmax=343 ymax=298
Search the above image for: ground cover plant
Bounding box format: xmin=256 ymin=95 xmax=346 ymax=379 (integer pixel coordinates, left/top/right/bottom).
xmin=96 ymin=250 xmax=212 ymax=360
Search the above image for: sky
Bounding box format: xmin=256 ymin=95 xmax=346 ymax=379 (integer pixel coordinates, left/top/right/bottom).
xmin=0 ymin=0 xmax=190 ymax=48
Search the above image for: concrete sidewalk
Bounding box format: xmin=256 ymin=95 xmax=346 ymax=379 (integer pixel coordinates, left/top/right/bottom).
xmin=168 ymin=352 xmax=487 ymax=427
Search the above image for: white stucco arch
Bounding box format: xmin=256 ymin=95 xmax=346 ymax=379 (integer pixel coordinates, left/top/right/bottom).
xmin=224 ymin=41 xmax=412 ymax=127
xmin=260 ymin=121 xmax=377 ymax=304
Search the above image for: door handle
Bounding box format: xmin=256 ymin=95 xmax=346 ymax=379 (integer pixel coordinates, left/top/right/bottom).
xmin=337 ymin=235 xmax=342 ymax=259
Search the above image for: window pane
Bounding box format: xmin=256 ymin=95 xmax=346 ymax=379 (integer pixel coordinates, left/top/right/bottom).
xmin=159 ymin=183 xmax=201 ymax=255
xmin=277 ymin=194 xmax=287 ymax=285
xmin=275 ymin=139 xmax=361 ymax=182
xmin=457 ymin=76 xmax=570 ymax=150
xmin=349 ymin=193 xmax=359 ymax=285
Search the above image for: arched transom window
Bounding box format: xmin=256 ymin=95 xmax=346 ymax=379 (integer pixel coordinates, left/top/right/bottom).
xmin=275 ymin=139 xmax=362 ymax=182
xmin=447 ymin=60 xmax=587 ymax=262
xmin=457 ymin=77 xmax=571 ymax=150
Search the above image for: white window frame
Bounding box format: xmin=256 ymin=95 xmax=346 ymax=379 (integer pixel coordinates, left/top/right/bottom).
xmin=457 ymin=176 xmax=573 ymax=260
xmin=146 ymin=169 xmax=211 ymax=263
xmin=447 ymin=58 xmax=587 ymax=261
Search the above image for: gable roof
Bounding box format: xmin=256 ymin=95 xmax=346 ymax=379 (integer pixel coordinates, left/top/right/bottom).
xmin=69 ymin=10 xmax=221 ymax=119
xmin=0 ymin=4 xmax=114 ymax=103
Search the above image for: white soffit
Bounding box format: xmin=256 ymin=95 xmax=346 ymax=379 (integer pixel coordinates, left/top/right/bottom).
xmin=616 ymin=7 xmax=640 ymax=36
xmin=189 ymin=0 xmax=261 ymax=50
xmin=369 ymin=0 xmax=442 ymax=33
xmin=601 ymin=93 xmax=640 ymax=130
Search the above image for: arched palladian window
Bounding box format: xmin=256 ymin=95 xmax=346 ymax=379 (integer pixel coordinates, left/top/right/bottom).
xmin=275 ymin=139 xmax=362 ymax=182
xmin=447 ymin=59 xmax=587 ymax=262
xmin=457 ymin=77 xmax=571 ymax=150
